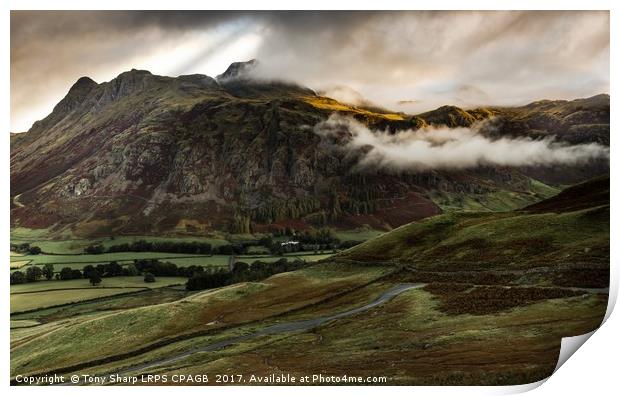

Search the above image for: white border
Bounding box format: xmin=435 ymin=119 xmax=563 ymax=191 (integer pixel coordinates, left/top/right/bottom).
xmin=3 ymin=1 xmax=617 ymax=395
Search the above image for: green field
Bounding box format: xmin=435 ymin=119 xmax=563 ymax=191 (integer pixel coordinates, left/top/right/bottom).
xmin=10 ymin=252 xmax=333 ymax=273
xmin=10 ymin=252 xmax=220 ymax=267
xmin=333 ymin=228 xmax=385 ymax=242
xmin=10 ymin=260 xmax=31 ymax=269
xmin=10 ymin=276 xmax=186 ymax=294
xmin=10 ymin=229 xmax=231 ymax=255
xmin=10 ymin=319 xmax=40 ymax=329
xmin=11 ymin=227 xmax=379 ymax=256
xmin=10 ymin=226 xmax=336 ymax=273
xmin=10 ymin=277 xmax=186 ymax=313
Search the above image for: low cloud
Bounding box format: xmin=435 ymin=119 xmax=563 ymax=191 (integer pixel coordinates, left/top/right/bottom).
xmin=314 ymin=115 xmax=609 ymax=171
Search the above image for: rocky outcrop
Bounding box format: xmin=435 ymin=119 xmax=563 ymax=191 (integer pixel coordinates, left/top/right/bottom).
xmin=216 ymin=59 xmax=258 ymax=81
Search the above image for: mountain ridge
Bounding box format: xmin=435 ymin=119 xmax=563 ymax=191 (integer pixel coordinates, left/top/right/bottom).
xmin=10 ymin=63 xmax=610 ymax=237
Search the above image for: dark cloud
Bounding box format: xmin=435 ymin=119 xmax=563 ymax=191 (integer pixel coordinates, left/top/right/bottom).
xmin=10 ymin=11 xmax=609 ymax=132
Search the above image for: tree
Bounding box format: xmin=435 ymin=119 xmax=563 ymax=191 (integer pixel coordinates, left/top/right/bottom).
xmin=96 ymin=264 xmax=106 ymax=275
xmin=10 ymin=271 xmax=26 ymax=285
xmin=25 ymin=266 xmax=43 ymax=282
xmin=144 ymin=272 xmax=156 ymax=283
xmin=89 ymin=271 xmax=102 ymax=286
xmin=83 ymin=265 xmax=96 ymax=278
xmin=105 ymin=261 xmax=123 ymax=277
xmin=28 ymin=246 xmax=42 ymax=255
xmin=124 ymin=263 xmax=139 ymax=276
xmin=59 ymin=267 xmax=75 ymax=280
xmin=42 ymin=263 xmax=55 ymax=280
xmin=84 ymin=244 xmax=104 ymax=254
xmin=232 ymin=262 xmax=250 ymax=282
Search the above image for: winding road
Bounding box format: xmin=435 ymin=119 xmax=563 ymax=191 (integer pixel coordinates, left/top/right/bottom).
xmin=115 ymin=283 xmax=424 ymax=375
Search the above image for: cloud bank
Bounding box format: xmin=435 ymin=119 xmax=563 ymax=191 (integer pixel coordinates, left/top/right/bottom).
xmin=314 ymin=115 xmax=609 ymax=172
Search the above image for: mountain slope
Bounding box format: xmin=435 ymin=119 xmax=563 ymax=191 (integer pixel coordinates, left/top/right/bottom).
xmin=336 ymin=175 xmax=609 ymax=271
xmin=10 ymin=63 xmax=609 ymax=237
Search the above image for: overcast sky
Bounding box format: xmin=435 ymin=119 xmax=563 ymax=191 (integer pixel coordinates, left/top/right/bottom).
xmin=10 ymin=10 xmax=609 ymax=132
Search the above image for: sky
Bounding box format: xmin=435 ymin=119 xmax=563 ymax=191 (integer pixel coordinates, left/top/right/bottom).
xmin=10 ymin=10 xmax=610 ymax=132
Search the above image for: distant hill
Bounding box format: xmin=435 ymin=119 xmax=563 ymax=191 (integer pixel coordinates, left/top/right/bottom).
xmin=336 ymin=175 xmax=609 ymax=271
xmin=10 ymin=61 xmax=609 ymax=237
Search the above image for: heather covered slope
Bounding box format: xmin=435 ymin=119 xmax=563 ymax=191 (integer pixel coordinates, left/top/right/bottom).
xmin=336 ymin=176 xmax=609 ymax=273
xmin=10 ymin=62 xmax=609 ymax=237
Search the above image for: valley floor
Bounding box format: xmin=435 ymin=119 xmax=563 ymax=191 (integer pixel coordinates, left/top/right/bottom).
xmin=10 ymin=261 xmax=608 ymax=386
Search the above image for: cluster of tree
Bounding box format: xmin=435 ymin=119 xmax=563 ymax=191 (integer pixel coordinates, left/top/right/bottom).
xmin=83 ymin=240 xmax=249 ymax=256
xmin=252 ymin=177 xmax=387 ymax=225
xmin=268 ymin=227 xmax=339 ymax=245
xmin=84 ymin=240 xmax=214 ymax=255
xmin=131 ymin=258 xmax=229 ymax=278
xmin=10 ymin=263 xmax=55 ymax=284
xmin=10 ymin=243 xmax=42 ymax=255
xmin=341 ymin=178 xmax=381 ymax=216
xmin=58 ymin=267 xmax=86 ymax=281
xmin=73 ymin=262 xmax=157 ymax=285
xmin=297 ymin=228 xmax=340 ymax=245
xmin=231 ymin=213 xmax=252 ymax=234
xmin=214 ymin=243 xmax=244 ymax=255
xmin=82 ymin=261 xmax=125 ymax=278
xmin=249 ymin=197 xmax=321 ymax=224
xmin=266 ymin=228 xmax=343 ymax=255
xmin=10 ymin=261 xmax=159 ymax=286
xmin=186 ymin=258 xmax=306 ymax=291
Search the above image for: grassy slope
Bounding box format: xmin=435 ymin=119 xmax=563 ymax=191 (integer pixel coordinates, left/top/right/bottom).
xmin=337 ymin=176 xmax=609 ymax=270
xmin=31 ymin=272 xmax=606 ymax=386
xmin=429 ymin=178 xmax=559 ymax=213
xmin=10 ymin=264 xmax=391 ymax=376
xmin=192 ymin=288 xmax=604 ymax=385
xmin=304 ymin=96 xmax=405 ymax=121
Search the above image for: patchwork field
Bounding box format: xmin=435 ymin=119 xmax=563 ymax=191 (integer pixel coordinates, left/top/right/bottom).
xmin=10 ymin=252 xmax=334 ymax=273
xmin=10 ymin=252 xmax=217 ymax=267
xmin=10 ymin=277 xmax=187 ymax=313
xmin=10 ymin=231 xmax=231 ymax=255
xmin=10 ymin=260 xmax=30 ymax=269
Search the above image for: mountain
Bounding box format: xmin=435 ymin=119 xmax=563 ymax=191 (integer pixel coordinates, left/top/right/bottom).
xmin=10 ymin=63 xmax=609 ymax=237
